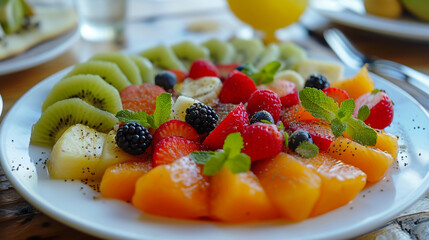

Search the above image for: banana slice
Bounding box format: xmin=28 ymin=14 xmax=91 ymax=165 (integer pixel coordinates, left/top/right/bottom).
xmin=274 ymin=69 xmax=305 ymax=90
xmin=171 ymin=96 xmax=200 ymax=121
xmin=297 ymin=59 xmax=344 ymax=83
xmin=181 ymin=77 xmax=222 ymax=105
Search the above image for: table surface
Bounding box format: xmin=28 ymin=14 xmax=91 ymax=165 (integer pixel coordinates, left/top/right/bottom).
xmin=1 ymin=1 xmax=429 ymax=239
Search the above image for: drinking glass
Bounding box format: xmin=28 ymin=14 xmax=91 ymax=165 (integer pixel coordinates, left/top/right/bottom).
xmin=227 ymin=0 xmax=308 ymax=43
xmin=75 ymin=0 xmax=127 ymax=42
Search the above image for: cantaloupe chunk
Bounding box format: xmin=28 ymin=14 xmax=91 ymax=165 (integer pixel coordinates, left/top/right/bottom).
xmin=253 ymin=153 xmax=321 ymax=221
xmin=375 ymin=130 xmax=399 ymax=160
xmin=132 ymin=157 xmax=209 ymax=219
xmin=100 ymin=161 xmax=152 ymax=202
xmin=300 ymin=154 xmax=367 ymax=217
xmin=332 ymin=65 xmax=374 ymax=99
xmin=209 ymin=167 xmax=278 ymax=222
xmin=327 ymin=136 xmax=394 ymax=183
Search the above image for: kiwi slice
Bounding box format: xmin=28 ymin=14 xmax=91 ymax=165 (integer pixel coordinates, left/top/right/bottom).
xmin=231 ymin=38 xmax=265 ymax=64
xmin=202 ymin=39 xmax=236 ymax=64
xmin=42 ymin=74 xmax=122 ymax=114
xmin=65 ymin=60 xmax=131 ymax=92
xmin=130 ymin=55 xmax=154 ymax=84
xmin=255 ymin=43 xmax=281 ymax=69
xmin=172 ymin=41 xmax=209 ymax=69
xmin=140 ymin=45 xmax=186 ymax=71
xmin=0 ymin=0 xmax=24 ymax=34
xmin=278 ymin=42 xmax=307 ymax=70
xmin=91 ymin=52 xmax=142 ymax=85
xmin=31 ymin=98 xmax=118 ymax=147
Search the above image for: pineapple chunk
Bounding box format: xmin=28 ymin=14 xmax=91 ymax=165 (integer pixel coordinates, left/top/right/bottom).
xmin=98 ymin=130 xmax=147 ymax=175
xmin=297 ymin=59 xmax=344 ymax=83
xmin=47 ymin=124 xmax=106 ymax=180
xmin=170 ymin=96 xmax=200 ymax=121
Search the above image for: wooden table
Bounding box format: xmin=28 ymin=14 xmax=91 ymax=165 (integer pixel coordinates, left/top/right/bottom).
xmin=1 ymin=3 xmax=429 ymax=239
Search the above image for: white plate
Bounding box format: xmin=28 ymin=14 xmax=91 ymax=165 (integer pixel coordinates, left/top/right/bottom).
xmin=0 ymin=28 xmax=79 ymax=75
xmin=310 ymin=0 xmax=429 ymax=41
xmin=1 ymin=63 xmax=429 ymax=240
xmin=0 ymin=94 xmax=3 ymax=116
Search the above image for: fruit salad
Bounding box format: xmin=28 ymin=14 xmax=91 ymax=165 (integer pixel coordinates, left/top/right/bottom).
xmin=30 ymin=38 xmax=398 ymax=223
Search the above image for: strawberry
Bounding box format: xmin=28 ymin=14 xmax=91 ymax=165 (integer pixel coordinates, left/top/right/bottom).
xmin=219 ymin=70 xmax=257 ymax=104
xmin=247 ymin=89 xmax=282 ymax=122
xmin=153 ymin=136 xmax=203 ymax=167
xmin=241 ymin=123 xmax=284 ymax=162
xmin=288 ymin=121 xmax=334 ymax=152
xmin=322 ymin=87 xmax=350 ymax=105
xmin=152 ymin=120 xmax=200 ymax=146
xmin=203 ymin=103 xmax=249 ymax=150
xmin=167 ymin=69 xmax=187 ymax=83
xmin=188 ymin=59 xmax=219 ymax=80
xmin=353 ymin=90 xmax=394 ymax=129
xmin=120 ymin=84 xmax=166 ymax=114
xmin=216 ymin=63 xmax=240 ymax=81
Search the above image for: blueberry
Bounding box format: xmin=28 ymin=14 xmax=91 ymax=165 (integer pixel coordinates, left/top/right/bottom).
xmin=235 ymin=64 xmax=245 ymax=71
xmin=250 ymin=110 xmax=274 ymax=124
xmin=288 ymin=129 xmax=313 ymax=152
xmin=304 ymin=74 xmax=330 ymax=90
xmin=155 ymin=71 xmax=177 ymax=90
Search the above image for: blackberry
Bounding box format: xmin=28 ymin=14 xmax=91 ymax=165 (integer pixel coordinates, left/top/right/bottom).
xmin=288 ymin=129 xmax=313 ymax=152
xmin=185 ymin=103 xmax=218 ymax=134
xmin=155 ymin=71 xmax=177 ymax=91
xmin=115 ymin=122 xmax=152 ymax=155
xmin=250 ymin=110 xmax=274 ymax=124
xmin=304 ymin=74 xmax=330 ymax=90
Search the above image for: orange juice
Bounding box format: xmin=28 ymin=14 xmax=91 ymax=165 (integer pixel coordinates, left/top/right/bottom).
xmin=227 ymin=0 xmax=308 ymax=42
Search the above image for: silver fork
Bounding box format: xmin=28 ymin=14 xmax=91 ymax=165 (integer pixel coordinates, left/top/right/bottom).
xmin=323 ymin=28 xmax=429 ymax=109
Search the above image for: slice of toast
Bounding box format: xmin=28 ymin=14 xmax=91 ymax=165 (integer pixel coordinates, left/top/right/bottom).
xmin=0 ymin=6 xmax=78 ymax=61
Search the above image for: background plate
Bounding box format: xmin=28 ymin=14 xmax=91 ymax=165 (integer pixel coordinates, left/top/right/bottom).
xmin=1 ymin=61 xmax=429 ymax=240
xmin=0 ymin=28 xmax=79 ymax=75
xmin=310 ymin=0 xmax=429 ymax=42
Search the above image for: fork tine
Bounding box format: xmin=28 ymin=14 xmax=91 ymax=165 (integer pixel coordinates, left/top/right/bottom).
xmin=323 ymin=28 xmax=365 ymax=69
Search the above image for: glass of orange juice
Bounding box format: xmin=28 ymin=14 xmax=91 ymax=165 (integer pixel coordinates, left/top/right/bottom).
xmin=227 ymin=0 xmax=308 ymax=43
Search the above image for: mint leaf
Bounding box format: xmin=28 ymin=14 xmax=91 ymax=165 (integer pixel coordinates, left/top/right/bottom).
xmin=115 ymin=110 xmax=151 ymax=129
xmin=223 ymin=132 xmax=243 ymax=157
xmin=358 ymin=105 xmax=370 ymax=121
xmin=295 ymin=142 xmax=319 ymax=158
xmin=241 ymin=61 xmax=281 ymax=85
xmin=337 ymin=99 xmax=355 ymax=121
xmin=190 ymin=151 xmax=215 ymax=165
xmin=224 ymin=153 xmax=251 ymax=174
xmin=345 ymin=117 xmax=377 ymax=146
xmin=153 ymin=93 xmax=172 ymax=129
xmin=241 ymin=62 xmax=258 ymax=76
xmin=283 ymin=131 xmax=289 ymax=148
xmin=277 ymin=121 xmax=285 ymax=130
xmin=331 ymin=118 xmax=347 ymax=138
xmin=261 ymin=119 xmax=272 ymax=124
xmin=203 ymin=152 xmax=227 ymax=176
xmin=257 ymin=61 xmax=282 ymax=84
xmin=299 ymin=87 xmax=339 ymax=122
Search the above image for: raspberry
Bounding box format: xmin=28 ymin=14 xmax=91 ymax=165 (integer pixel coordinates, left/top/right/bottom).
xmin=185 ymin=103 xmax=218 ymax=134
xmin=305 ymin=74 xmax=330 ymax=90
xmin=246 ymin=89 xmax=282 ymax=122
xmin=188 ymin=59 xmax=219 ymax=80
xmin=115 ymin=122 xmax=152 ymax=155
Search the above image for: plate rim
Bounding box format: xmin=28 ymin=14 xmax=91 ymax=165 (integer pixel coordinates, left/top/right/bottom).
xmin=310 ymin=6 xmax=429 ymax=41
xmin=1 ymin=60 xmax=429 ymax=240
xmin=0 ymin=27 xmax=79 ymax=75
